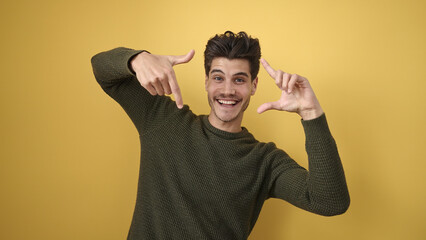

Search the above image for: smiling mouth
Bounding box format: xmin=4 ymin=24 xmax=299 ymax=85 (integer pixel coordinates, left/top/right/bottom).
xmin=217 ymin=99 xmax=240 ymax=106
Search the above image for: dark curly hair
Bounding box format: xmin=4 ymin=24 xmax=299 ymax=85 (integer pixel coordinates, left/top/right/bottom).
xmin=204 ymin=31 xmax=261 ymax=81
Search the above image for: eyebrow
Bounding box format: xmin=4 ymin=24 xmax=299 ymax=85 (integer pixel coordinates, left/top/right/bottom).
xmin=234 ymin=72 xmax=249 ymax=78
xmin=210 ymin=69 xmax=225 ymax=75
xmin=210 ymin=69 xmax=249 ymax=78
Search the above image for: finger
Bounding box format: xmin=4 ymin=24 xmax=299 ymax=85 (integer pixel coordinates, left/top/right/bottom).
xmin=151 ymin=79 xmax=165 ymax=95
xmin=160 ymin=77 xmax=172 ymax=95
xmin=168 ymin=74 xmax=183 ymax=109
xmin=288 ymin=74 xmax=299 ymax=93
xmin=261 ymin=58 xmax=276 ymax=78
xmin=143 ymin=82 xmax=157 ymax=95
xmin=137 ymin=72 xmax=157 ymax=95
xmin=150 ymin=67 xmax=171 ymax=95
xmin=257 ymin=101 xmax=280 ymax=114
xmin=171 ymin=49 xmax=195 ymax=66
xmin=282 ymin=72 xmax=291 ymax=92
xmin=275 ymin=70 xmax=284 ymax=90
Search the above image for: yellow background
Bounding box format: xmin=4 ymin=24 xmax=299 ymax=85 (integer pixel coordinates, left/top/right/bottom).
xmin=1 ymin=0 xmax=425 ymax=239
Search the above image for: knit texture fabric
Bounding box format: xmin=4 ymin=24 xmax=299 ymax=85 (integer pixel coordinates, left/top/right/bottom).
xmin=91 ymin=47 xmax=350 ymax=240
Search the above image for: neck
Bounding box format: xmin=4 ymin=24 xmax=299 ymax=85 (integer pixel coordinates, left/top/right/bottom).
xmin=207 ymin=114 xmax=243 ymax=133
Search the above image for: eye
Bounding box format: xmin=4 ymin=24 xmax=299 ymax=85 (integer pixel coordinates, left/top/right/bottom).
xmin=235 ymin=78 xmax=245 ymax=84
xmin=213 ymin=76 xmax=223 ymax=81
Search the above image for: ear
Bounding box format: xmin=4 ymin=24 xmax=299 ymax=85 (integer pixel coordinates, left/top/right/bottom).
xmin=205 ymin=75 xmax=208 ymax=91
xmin=251 ymin=77 xmax=258 ymax=95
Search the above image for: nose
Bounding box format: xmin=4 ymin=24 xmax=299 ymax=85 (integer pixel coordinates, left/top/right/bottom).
xmin=223 ymin=80 xmax=236 ymax=95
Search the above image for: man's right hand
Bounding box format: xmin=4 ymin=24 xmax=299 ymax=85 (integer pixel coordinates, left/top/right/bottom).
xmin=130 ymin=50 xmax=195 ymax=109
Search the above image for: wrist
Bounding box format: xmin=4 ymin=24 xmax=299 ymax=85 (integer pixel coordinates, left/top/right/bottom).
xmin=299 ymin=107 xmax=324 ymax=120
xmin=130 ymin=51 xmax=150 ymax=73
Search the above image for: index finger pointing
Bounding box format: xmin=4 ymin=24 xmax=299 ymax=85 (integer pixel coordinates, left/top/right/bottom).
xmin=168 ymin=71 xmax=183 ymax=109
xmin=261 ymin=58 xmax=276 ymax=78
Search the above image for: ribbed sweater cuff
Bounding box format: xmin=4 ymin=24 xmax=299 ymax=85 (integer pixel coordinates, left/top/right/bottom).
xmin=127 ymin=50 xmax=150 ymax=75
xmin=117 ymin=48 xmax=145 ymax=78
xmin=91 ymin=47 xmax=144 ymax=83
xmin=300 ymin=113 xmax=332 ymax=140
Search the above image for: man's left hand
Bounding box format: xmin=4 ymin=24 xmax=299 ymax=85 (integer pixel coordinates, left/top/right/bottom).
xmin=257 ymin=58 xmax=324 ymax=120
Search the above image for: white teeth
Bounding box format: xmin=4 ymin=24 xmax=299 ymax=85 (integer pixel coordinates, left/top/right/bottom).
xmin=218 ymin=100 xmax=237 ymax=105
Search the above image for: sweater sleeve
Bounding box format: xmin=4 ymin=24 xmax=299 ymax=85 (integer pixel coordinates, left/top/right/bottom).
xmin=268 ymin=114 xmax=350 ymax=216
xmin=91 ymin=47 xmax=180 ymax=135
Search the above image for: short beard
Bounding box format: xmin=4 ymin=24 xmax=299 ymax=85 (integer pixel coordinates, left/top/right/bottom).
xmin=208 ymin=94 xmax=251 ymax=123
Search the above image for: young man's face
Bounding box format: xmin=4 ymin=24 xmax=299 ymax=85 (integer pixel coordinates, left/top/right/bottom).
xmin=205 ymin=57 xmax=258 ymax=131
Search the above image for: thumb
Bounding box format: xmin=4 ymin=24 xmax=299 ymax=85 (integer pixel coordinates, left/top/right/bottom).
xmin=257 ymin=101 xmax=280 ymax=114
xmin=170 ymin=49 xmax=195 ymax=66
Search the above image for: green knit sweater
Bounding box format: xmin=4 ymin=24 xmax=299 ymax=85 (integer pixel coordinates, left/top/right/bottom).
xmin=91 ymin=47 xmax=350 ymax=240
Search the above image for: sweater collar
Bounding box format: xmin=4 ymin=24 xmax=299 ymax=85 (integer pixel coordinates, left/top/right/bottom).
xmin=201 ymin=115 xmax=250 ymax=140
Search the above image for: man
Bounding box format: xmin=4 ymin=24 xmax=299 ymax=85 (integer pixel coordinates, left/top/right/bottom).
xmin=91 ymin=31 xmax=350 ymax=240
